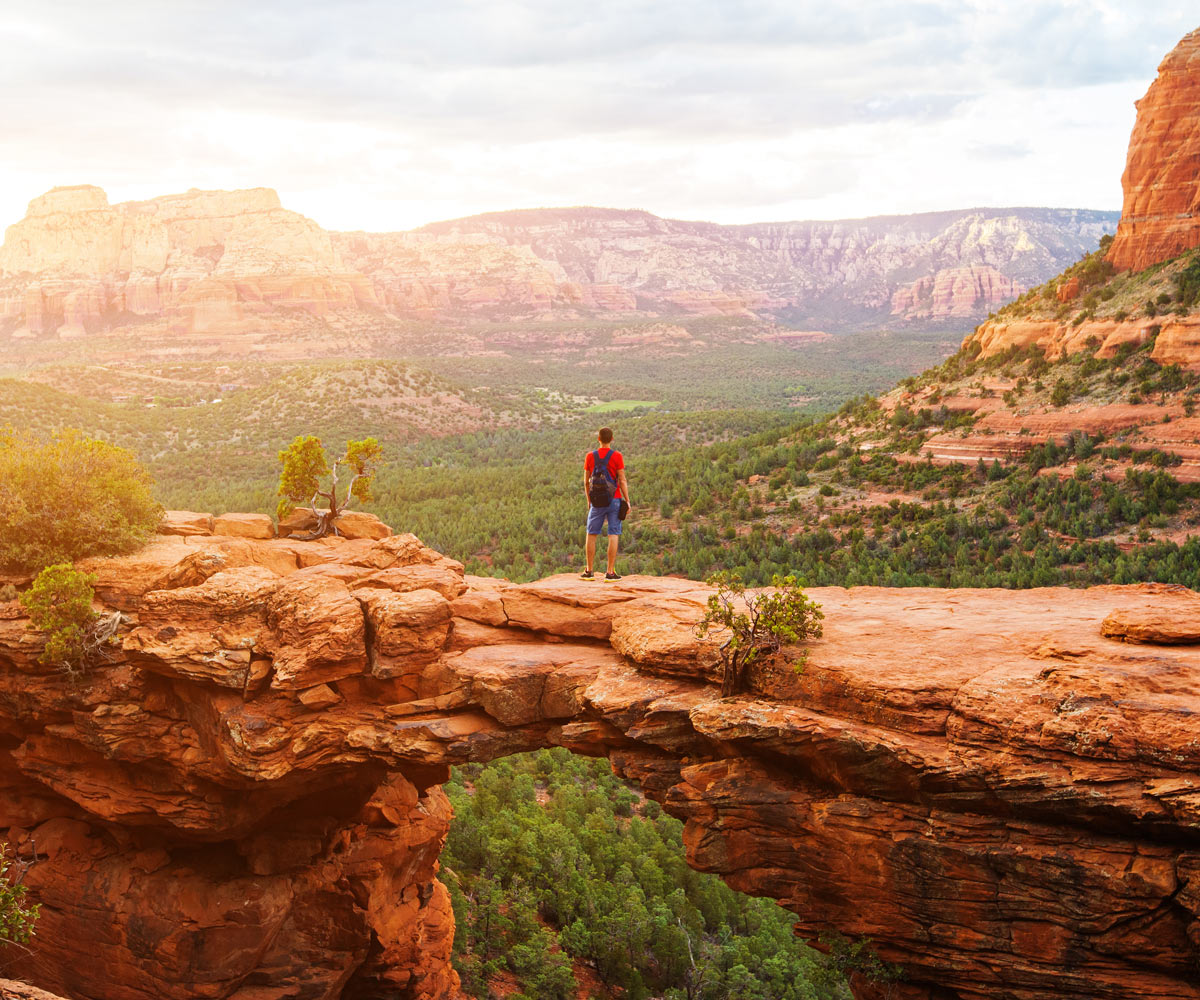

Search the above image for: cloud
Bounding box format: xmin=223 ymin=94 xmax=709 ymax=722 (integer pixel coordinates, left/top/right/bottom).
xmin=0 ymin=2 xmax=1195 ymax=230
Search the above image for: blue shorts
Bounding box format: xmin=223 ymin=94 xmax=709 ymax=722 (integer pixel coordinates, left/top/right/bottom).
xmin=586 ymin=497 xmax=623 ymax=536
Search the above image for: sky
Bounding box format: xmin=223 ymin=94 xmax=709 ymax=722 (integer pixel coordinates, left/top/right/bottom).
xmin=1 ymin=1 xmax=1197 ymax=232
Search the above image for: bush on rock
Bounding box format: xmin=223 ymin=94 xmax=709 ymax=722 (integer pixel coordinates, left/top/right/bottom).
xmin=0 ymin=428 xmax=162 ymax=573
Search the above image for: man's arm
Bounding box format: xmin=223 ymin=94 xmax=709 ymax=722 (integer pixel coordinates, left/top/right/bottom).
xmin=583 ymin=468 xmax=591 ymax=505
xmin=618 ymin=470 xmax=631 ymax=507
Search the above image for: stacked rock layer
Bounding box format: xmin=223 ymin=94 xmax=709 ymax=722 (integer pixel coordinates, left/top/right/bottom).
xmin=0 ymin=521 xmax=1198 ymax=1000
xmin=1107 ymin=28 xmax=1200 ymax=273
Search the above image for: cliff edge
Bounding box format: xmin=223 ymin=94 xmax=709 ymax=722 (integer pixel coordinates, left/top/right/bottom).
xmin=1107 ymin=28 xmax=1200 ymax=273
xmin=0 ymin=521 xmax=1198 ymax=1000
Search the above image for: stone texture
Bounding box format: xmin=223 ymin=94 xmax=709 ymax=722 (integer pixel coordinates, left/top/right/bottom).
xmin=0 ymin=187 xmax=1115 ymax=339
xmin=0 ymin=981 xmax=72 ymax=1000
xmin=332 ymin=511 xmax=392 ymax=540
xmin=213 ymin=512 xmax=275 ymax=539
xmin=889 ymin=265 xmax=1023 ymax=320
xmin=1 ymin=530 xmax=1199 ymax=1000
xmin=157 ymin=510 xmax=214 ymax=536
xmin=1107 ymin=29 xmax=1200 ymax=272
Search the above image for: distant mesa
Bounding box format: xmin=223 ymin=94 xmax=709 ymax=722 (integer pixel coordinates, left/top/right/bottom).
xmin=1107 ymin=27 xmax=1200 ymax=273
xmin=0 ymin=180 xmax=1115 ymax=345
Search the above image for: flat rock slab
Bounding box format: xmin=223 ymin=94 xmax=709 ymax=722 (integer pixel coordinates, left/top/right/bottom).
xmin=157 ymin=510 xmax=214 ymax=536
xmin=213 ymin=512 xmax=275 ymax=539
xmin=1101 ymin=603 xmax=1200 ymax=644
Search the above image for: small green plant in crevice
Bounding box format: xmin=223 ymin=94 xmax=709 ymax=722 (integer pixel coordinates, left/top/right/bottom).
xmin=0 ymin=842 xmax=39 ymax=945
xmin=818 ymin=932 xmax=906 ymax=993
xmin=696 ymin=571 xmax=824 ymax=696
xmin=18 ymin=563 xmax=121 ymax=677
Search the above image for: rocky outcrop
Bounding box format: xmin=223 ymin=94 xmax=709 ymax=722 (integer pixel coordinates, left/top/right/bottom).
xmin=1107 ymin=29 xmax=1200 ymax=273
xmin=1 ymin=528 xmax=1198 ymax=999
xmin=400 ymin=206 xmax=1114 ymax=330
xmin=0 ymin=981 xmax=72 ymax=1000
xmin=0 ymin=186 xmax=375 ymax=337
xmin=967 ymin=312 xmax=1200 ymax=367
xmin=889 ymin=265 xmax=1023 ymax=320
xmin=0 ymin=187 xmax=1116 ymax=339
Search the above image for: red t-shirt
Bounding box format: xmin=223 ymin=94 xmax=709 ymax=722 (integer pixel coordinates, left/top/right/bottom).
xmin=585 ymin=447 xmax=624 ymax=500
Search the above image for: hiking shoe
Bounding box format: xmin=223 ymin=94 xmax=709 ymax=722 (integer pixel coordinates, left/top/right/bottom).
xmin=604 ymin=571 xmax=622 ymax=582
xmin=579 ymin=569 xmax=596 ymax=581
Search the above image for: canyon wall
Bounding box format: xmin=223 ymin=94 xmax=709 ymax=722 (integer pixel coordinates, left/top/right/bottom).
xmin=400 ymin=205 xmax=1113 ymax=327
xmin=1 ymin=521 xmax=1198 ymax=1000
xmin=1106 ymin=29 xmax=1200 ymax=273
xmin=0 ymin=187 xmax=1114 ymax=340
xmin=0 ymin=186 xmax=376 ymax=339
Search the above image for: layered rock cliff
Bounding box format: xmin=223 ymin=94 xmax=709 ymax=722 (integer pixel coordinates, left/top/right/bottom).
xmin=398 ymin=206 xmax=1113 ymax=328
xmin=1 ymin=520 xmax=1198 ymax=1000
xmin=1107 ymin=29 xmax=1200 ymax=273
xmin=0 ymin=185 xmax=378 ymax=340
xmin=0 ymin=187 xmax=1114 ymax=340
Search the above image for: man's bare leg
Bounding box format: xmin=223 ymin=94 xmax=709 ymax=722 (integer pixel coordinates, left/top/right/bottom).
xmin=607 ymin=535 xmax=619 ymax=574
xmin=586 ymin=533 xmax=598 ymax=572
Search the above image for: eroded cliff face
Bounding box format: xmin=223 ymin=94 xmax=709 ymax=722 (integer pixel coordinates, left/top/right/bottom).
xmin=1 ymin=520 xmax=1198 ymax=1000
xmin=1107 ymin=28 xmax=1200 ymax=273
xmin=0 ymin=186 xmax=1114 ymax=340
xmin=0 ymin=186 xmax=376 ymax=339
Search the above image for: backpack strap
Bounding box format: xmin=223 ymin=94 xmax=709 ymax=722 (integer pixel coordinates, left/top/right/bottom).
xmin=593 ymin=449 xmax=617 ymax=484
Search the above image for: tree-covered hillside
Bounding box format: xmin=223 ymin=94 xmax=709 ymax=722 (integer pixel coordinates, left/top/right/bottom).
xmin=443 ymin=750 xmax=855 ymax=1000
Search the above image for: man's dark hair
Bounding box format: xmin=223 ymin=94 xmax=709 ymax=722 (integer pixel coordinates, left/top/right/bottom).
xmin=598 ymin=427 xmax=613 ymax=444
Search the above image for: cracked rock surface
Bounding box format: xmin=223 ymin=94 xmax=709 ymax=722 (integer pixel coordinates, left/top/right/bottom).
xmin=1 ymin=521 xmax=1198 ymax=1000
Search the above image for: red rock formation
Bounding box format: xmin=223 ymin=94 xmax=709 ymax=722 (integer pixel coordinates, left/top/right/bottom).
xmin=890 ymin=265 xmax=1024 ymax=320
xmin=0 ymin=187 xmax=376 ymax=339
xmin=968 ymin=313 xmax=1200 ymax=366
xmin=2 ymin=523 xmax=1199 ymax=1000
xmin=1107 ymin=29 xmax=1200 ymax=272
xmin=1056 ymin=276 xmax=1080 ymax=302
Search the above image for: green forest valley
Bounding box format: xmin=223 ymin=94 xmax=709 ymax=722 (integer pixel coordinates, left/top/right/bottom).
xmin=441 ymin=750 xmax=874 ymax=1000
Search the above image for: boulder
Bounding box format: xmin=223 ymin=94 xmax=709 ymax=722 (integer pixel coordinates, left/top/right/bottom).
xmin=213 ymin=513 xmax=275 ymax=540
xmin=358 ymin=588 xmax=452 ymax=685
xmin=333 ymin=511 xmax=391 ymax=540
xmin=1101 ymin=604 xmax=1200 ymax=644
xmin=156 ymin=510 xmax=214 ymax=536
xmin=266 ymin=574 xmax=368 ymax=689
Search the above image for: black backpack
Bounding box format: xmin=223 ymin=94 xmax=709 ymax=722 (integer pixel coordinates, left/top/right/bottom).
xmin=588 ymin=449 xmax=617 ymax=507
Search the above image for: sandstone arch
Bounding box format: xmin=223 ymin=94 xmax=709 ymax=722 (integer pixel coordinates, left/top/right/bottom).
xmin=1 ymin=525 xmax=1198 ymax=1000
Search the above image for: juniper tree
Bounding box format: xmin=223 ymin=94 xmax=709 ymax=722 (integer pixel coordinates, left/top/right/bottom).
xmin=276 ymin=435 xmax=383 ymax=539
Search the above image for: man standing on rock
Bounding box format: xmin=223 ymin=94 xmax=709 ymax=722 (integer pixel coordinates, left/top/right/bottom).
xmin=581 ymin=426 xmax=631 ymax=581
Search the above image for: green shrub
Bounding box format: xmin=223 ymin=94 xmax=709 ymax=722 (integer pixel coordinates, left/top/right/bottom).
xmin=0 ymin=844 xmax=39 ymax=944
xmin=19 ymin=564 xmax=99 ymax=674
xmin=1175 ymin=255 xmax=1200 ymax=308
xmin=0 ymin=428 xmax=161 ymax=573
xmin=696 ymin=572 xmax=824 ymax=696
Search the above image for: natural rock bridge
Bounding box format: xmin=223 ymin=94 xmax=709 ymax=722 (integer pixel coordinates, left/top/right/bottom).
xmin=1 ymin=519 xmax=1198 ymax=1000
